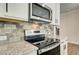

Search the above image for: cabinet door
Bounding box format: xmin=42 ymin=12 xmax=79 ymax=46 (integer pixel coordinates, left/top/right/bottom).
xmin=55 ymin=3 xmax=60 ymax=25
xmin=60 ymin=41 xmax=68 ymax=55
xmin=5 ymin=3 xmax=29 ymax=21
xmin=0 ymin=3 xmax=6 ymax=17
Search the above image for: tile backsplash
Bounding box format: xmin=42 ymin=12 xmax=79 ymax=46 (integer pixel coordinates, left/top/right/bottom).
xmin=0 ymin=20 xmax=54 ymax=45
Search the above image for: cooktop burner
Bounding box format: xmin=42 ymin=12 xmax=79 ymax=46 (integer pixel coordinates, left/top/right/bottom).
xmin=34 ymin=39 xmax=60 ymax=49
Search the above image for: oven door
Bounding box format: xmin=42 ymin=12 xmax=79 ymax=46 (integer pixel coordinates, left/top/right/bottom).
xmin=24 ymin=34 xmax=45 ymax=43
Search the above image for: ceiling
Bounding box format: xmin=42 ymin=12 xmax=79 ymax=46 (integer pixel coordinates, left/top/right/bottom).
xmin=60 ymin=3 xmax=79 ymax=13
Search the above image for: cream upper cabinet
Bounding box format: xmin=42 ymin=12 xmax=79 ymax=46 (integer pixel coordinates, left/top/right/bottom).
xmin=54 ymin=3 xmax=60 ymax=25
xmin=5 ymin=3 xmax=29 ymax=21
xmin=0 ymin=3 xmax=6 ymax=17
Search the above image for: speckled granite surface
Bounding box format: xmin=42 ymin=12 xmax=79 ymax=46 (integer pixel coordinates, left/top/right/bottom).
xmin=0 ymin=40 xmax=38 ymax=55
xmin=0 ymin=20 xmax=55 ymax=55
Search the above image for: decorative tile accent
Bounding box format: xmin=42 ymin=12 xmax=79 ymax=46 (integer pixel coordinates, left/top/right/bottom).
xmin=0 ymin=21 xmax=55 ymax=45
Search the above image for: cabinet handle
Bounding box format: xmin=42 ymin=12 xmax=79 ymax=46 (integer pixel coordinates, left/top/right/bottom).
xmin=6 ymin=3 xmax=8 ymax=13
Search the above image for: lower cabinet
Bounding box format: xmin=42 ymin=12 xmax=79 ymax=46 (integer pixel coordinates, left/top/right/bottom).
xmin=60 ymin=38 xmax=68 ymax=55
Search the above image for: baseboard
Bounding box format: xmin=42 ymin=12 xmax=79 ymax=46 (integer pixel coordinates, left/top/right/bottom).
xmin=68 ymin=41 xmax=79 ymax=45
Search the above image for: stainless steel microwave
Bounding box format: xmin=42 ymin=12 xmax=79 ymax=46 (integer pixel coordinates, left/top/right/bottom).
xmin=29 ymin=3 xmax=52 ymax=23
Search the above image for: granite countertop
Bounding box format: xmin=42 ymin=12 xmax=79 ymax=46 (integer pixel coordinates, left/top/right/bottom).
xmin=0 ymin=40 xmax=38 ymax=55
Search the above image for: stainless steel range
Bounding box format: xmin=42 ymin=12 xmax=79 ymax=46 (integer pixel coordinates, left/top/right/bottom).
xmin=24 ymin=30 xmax=60 ymax=55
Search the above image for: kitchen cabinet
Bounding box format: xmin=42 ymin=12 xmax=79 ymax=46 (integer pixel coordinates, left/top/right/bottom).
xmin=5 ymin=3 xmax=29 ymax=21
xmin=60 ymin=37 xmax=68 ymax=55
xmin=54 ymin=3 xmax=60 ymax=25
xmin=0 ymin=3 xmax=6 ymax=17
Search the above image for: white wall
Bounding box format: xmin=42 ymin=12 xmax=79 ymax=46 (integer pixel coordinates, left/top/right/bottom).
xmin=60 ymin=9 xmax=79 ymax=45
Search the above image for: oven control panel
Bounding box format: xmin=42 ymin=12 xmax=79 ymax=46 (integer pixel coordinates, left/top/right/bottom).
xmin=24 ymin=30 xmax=46 ymax=36
xmin=24 ymin=30 xmax=46 ymax=43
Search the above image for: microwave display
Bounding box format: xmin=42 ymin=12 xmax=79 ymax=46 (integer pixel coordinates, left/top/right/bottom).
xmin=32 ymin=3 xmax=50 ymax=19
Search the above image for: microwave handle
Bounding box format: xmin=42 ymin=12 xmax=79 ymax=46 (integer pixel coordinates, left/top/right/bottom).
xmin=50 ymin=10 xmax=52 ymax=20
